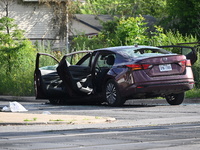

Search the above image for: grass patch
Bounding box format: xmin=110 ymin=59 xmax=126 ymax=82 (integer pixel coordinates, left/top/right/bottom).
xmin=24 ymin=118 xmax=37 ymax=122
xmin=95 ymin=116 xmax=102 ymax=119
xmin=49 ymin=119 xmax=64 ymax=121
xmin=186 ymin=88 xmax=200 ymax=98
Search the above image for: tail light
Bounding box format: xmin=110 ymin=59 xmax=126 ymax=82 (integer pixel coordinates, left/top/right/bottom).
xmin=186 ymin=60 xmax=191 ymax=66
xmin=179 ymin=60 xmax=186 ymax=66
xmin=178 ymin=60 xmax=191 ymax=67
xmin=126 ymin=64 xmax=152 ymax=70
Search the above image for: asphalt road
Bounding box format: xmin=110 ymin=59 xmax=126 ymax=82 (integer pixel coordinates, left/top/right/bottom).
xmin=1 ymin=123 xmax=200 ymax=149
xmin=1 ymin=96 xmax=200 ymax=149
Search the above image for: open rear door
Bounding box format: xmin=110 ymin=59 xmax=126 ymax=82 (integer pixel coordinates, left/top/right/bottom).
xmin=34 ymin=53 xmax=60 ymax=99
xmin=159 ymin=45 xmax=197 ymax=65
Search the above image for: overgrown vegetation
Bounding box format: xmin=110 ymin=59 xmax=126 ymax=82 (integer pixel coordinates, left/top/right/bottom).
xmin=72 ymin=16 xmax=198 ymax=50
xmin=71 ymin=16 xmax=149 ymax=50
xmin=186 ymin=88 xmax=200 ymax=98
xmin=76 ymin=0 xmax=200 ymax=39
xmin=76 ymin=0 xmax=166 ymax=18
xmin=164 ymin=0 xmax=200 ymax=38
xmin=0 ymin=17 xmax=36 ymax=96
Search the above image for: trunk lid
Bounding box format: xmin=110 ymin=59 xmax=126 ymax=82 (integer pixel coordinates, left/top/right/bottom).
xmin=137 ymin=54 xmax=188 ymax=77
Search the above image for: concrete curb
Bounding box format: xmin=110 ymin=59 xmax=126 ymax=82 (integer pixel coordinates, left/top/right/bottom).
xmin=0 ymin=112 xmax=116 ymax=126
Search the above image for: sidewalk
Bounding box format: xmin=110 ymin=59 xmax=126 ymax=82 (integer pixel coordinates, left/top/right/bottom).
xmin=0 ymin=96 xmax=116 ymax=125
xmin=1 ymin=95 xmax=200 ymax=126
xmin=0 ymin=112 xmax=116 ymax=125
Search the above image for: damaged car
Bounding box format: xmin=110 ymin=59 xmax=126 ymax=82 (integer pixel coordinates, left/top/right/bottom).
xmin=34 ymin=45 xmax=197 ymax=106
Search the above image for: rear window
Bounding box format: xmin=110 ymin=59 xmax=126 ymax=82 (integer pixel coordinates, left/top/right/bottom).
xmin=117 ymin=48 xmax=172 ymax=58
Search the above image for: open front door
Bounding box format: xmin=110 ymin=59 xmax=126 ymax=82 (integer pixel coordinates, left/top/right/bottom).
xmin=159 ymin=45 xmax=197 ymax=65
xmin=56 ymin=51 xmax=94 ymax=98
xmin=34 ymin=53 xmax=60 ymax=99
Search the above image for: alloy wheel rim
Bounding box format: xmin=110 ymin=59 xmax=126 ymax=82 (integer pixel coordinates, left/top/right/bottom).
xmin=167 ymin=95 xmax=176 ymax=101
xmin=106 ymin=83 xmax=117 ymax=104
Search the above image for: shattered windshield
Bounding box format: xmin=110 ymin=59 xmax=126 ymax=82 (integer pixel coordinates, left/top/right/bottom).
xmin=117 ymin=48 xmax=172 ymax=58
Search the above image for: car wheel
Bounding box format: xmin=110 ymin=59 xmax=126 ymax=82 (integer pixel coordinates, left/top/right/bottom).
xmin=104 ymin=79 xmax=125 ymax=107
xmin=49 ymin=99 xmax=64 ymax=105
xmin=165 ymin=92 xmax=185 ymax=105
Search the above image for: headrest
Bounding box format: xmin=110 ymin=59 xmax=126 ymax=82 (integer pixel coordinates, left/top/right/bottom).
xmin=106 ymin=55 xmax=115 ymax=65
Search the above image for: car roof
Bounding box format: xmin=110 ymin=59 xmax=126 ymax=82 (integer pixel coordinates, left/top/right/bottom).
xmin=95 ymin=45 xmax=161 ymax=52
xmin=64 ymin=45 xmax=162 ymax=56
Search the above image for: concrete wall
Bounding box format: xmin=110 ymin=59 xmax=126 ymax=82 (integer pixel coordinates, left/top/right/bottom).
xmin=0 ymin=1 xmax=57 ymax=39
xmin=0 ymin=1 xmax=99 ymax=52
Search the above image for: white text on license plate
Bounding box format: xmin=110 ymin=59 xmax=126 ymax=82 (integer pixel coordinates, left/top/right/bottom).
xmin=159 ymin=64 xmax=172 ymax=72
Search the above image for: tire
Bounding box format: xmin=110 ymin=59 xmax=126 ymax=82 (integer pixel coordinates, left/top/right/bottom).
xmin=104 ymin=79 xmax=125 ymax=107
xmin=165 ymin=92 xmax=185 ymax=105
xmin=49 ymin=99 xmax=65 ymax=105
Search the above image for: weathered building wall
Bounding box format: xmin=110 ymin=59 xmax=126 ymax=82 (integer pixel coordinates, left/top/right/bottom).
xmin=0 ymin=1 xmax=57 ymax=39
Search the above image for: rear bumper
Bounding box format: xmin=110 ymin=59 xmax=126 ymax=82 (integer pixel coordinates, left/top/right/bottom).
xmin=123 ymin=81 xmax=194 ymax=98
xmin=135 ymin=81 xmax=194 ymax=94
xmin=127 ymin=66 xmax=194 ymax=97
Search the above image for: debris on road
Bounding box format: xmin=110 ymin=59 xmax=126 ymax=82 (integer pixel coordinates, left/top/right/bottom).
xmin=1 ymin=101 xmax=28 ymax=112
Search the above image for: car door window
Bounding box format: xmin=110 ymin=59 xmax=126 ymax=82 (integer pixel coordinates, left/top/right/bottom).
xmin=78 ymin=55 xmax=91 ymax=66
xmin=35 ymin=53 xmax=60 ymax=99
xmin=39 ymin=55 xmax=59 ymax=71
xmin=66 ymin=52 xmax=88 ymax=65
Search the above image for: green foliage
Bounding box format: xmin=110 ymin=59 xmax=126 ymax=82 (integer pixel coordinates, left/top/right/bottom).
xmin=192 ymin=46 xmax=200 ymax=88
xmin=79 ymin=0 xmax=199 ymax=39
xmin=72 ymin=34 xmax=108 ymax=51
xmin=72 ymin=16 xmax=149 ymax=49
xmin=164 ymin=0 xmax=200 ymax=39
xmin=137 ymin=0 xmax=166 ymax=17
xmin=34 ymin=40 xmax=63 ymax=60
xmin=150 ymin=26 xmax=197 ymax=46
xmin=79 ymin=0 xmax=134 ymax=15
xmin=0 ymin=17 xmax=36 ymax=96
xmin=186 ymin=88 xmax=200 ymax=98
xmin=72 ymin=16 xmax=198 ymax=49
xmin=24 ymin=118 xmax=37 ymax=122
xmin=115 ymin=16 xmax=148 ymax=45
xmin=78 ymin=0 xmax=166 ymax=17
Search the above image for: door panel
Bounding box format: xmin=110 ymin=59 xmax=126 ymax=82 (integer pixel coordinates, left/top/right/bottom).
xmin=69 ymin=65 xmax=91 ymax=80
xmin=56 ymin=52 xmax=94 ymax=97
xmin=34 ymin=53 xmax=63 ymax=99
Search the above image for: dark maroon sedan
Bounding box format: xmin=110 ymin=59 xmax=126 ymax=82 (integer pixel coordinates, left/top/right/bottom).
xmin=34 ymin=45 xmax=197 ymax=106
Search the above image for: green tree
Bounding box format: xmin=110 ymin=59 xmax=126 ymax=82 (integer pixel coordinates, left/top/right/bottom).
xmin=78 ymin=0 xmax=166 ymax=17
xmin=116 ymin=16 xmax=148 ymax=45
xmin=72 ymin=16 xmax=149 ymax=49
xmin=137 ymin=0 xmax=166 ymax=17
xmin=164 ymin=0 xmax=200 ymax=39
xmin=0 ymin=17 xmax=36 ymax=95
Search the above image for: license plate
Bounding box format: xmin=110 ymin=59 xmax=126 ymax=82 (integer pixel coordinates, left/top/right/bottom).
xmin=159 ymin=64 xmax=172 ymax=72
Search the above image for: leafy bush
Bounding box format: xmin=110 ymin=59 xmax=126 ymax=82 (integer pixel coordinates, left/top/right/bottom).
xmin=149 ymin=26 xmax=198 ymax=46
xmin=72 ymin=16 xmax=149 ymax=50
xmin=115 ymin=16 xmax=148 ymax=45
xmin=186 ymin=88 xmax=200 ymax=98
xmin=71 ymin=34 xmax=108 ymax=51
xmin=192 ymin=46 xmax=200 ymax=88
xmin=0 ymin=17 xmax=36 ymax=96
